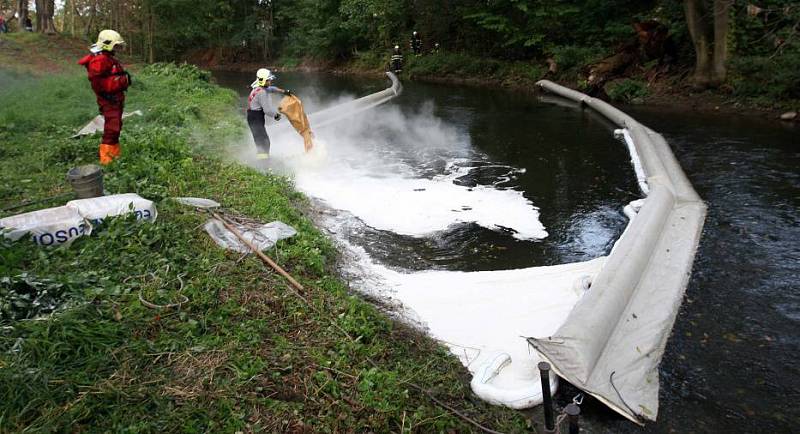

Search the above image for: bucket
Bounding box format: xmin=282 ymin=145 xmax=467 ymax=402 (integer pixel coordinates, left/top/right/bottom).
xmin=66 ymin=165 xmax=104 ymax=199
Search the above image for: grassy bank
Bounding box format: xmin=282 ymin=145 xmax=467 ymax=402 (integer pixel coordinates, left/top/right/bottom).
xmin=0 ymin=38 xmax=529 ymax=432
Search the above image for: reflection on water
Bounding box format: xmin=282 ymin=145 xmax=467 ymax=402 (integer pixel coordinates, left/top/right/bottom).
xmin=213 ymin=70 xmax=637 ymax=271
xmin=213 ymin=70 xmax=799 ymax=432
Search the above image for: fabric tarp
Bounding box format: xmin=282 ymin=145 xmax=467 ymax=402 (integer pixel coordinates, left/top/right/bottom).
xmin=279 ymin=95 xmax=314 ymax=152
xmin=529 ymin=80 xmax=706 ymax=424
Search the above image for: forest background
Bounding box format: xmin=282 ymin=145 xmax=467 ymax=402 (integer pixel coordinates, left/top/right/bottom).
xmin=1 ymin=0 xmax=798 ymax=109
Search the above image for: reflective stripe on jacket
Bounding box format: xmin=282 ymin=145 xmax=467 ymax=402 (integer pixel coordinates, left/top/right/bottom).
xmin=247 ymin=86 xmax=280 ymax=116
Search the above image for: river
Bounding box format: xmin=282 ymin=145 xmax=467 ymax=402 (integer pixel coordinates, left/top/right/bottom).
xmin=213 ymin=70 xmax=799 ymax=433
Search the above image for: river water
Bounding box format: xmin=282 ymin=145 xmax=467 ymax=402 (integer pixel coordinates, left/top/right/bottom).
xmin=213 ymin=71 xmax=799 ymax=433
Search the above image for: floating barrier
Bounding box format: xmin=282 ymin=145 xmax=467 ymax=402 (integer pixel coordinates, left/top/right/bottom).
xmin=529 ymin=80 xmax=707 ymax=424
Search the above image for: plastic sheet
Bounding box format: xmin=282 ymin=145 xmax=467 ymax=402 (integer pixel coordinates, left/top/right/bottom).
xmin=173 ymin=197 xmax=221 ymax=209
xmin=72 ymin=110 xmax=143 ymax=138
xmin=204 ymin=219 xmax=296 ymax=253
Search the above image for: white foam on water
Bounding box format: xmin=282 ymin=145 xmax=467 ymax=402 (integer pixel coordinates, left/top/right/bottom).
xmin=294 ymin=166 xmax=547 ymax=240
xmin=271 ymin=103 xmax=548 ymax=240
xmin=325 ymin=226 xmax=604 ymax=404
xmin=238 ymin=93 xmax=605 ymax=407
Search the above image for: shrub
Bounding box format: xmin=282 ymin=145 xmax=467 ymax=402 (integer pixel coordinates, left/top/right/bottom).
xmin=549 ymin=45 xmax=606 ymax=72
xmin=606 ymin=79 xmax=649 ymax=103
xmin=729 ymin=54 xmax=800 ymax=101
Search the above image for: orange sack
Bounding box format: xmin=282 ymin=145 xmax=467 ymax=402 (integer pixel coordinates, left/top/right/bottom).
xmin=278 ymin=95 xmax=314 ymax=152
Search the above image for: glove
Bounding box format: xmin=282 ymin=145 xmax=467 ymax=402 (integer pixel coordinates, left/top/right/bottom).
xmin=274 ymin=113 xmax=282 ymax=121
xmin=283 ymin=89 xmax=293 ymax=96
xmin=125 ymin=72 xmax=133 ymax=87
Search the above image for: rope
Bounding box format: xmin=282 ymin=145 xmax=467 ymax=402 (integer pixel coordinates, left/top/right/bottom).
xmin=138 ymin=292 xmax=188 ymax=310
xmin=609 ymin=371 xmax=641 ymax=423
xmin=127 ymin=267 xmax=189 ymax=310
xmin=551 ymin=393 xmax=584 ymax=434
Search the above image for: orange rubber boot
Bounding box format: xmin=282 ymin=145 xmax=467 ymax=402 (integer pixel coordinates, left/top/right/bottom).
xmin=99 ymin=143 xmax=121 ymax=165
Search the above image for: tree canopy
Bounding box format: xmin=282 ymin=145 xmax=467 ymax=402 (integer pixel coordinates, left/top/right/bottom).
xmin=1 ymin=0 xmax=797 ymax=96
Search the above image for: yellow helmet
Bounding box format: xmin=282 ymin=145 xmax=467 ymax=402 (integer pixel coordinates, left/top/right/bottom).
xmin=255 ymin=68 xmax=276 ymax=87
xmin=96 ymin=29 xmax=125 ymax=52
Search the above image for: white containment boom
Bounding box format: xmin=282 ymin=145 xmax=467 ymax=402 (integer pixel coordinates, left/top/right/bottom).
xmin=307 ymin=72 xmax=403 ymax=129
xmin=528 ymin=81 xmax=707 ymax=424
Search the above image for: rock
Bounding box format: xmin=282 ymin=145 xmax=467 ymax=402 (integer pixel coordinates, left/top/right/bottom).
xmin=779 ymin=111 xmax=797 ymax=121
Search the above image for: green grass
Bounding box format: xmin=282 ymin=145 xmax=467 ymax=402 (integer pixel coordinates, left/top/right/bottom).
xmin=0 ymin=63 xmax=531 ymax=432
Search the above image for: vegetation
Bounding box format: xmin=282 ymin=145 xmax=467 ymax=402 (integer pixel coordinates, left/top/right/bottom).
xmin=605 ymin=79 xmax=650 ymax=103
xmin=0 ymin=52 xmax=530 ymax=431
xmin=2 ymin=0 xmax=795 ymax=108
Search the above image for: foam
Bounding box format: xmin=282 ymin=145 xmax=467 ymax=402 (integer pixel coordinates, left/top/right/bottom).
xmin=238 ymin=91 xmax=605 ymax=408
xmin=353 ymin=244 xmax=604 ymax=387
xmin=274 ymin=127 xmax=547 ymax=240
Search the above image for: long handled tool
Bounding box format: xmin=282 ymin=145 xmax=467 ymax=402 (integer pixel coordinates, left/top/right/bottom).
xmin=173 ymin=197 xmax=305 ymax=292
xmin=210 ymin=210 xmax=305 ymax=292
xmin=175 ymin=198 xmax=503 ymax=434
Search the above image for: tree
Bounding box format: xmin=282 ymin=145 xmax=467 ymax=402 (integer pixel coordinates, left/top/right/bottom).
xmin=684 ymin=0 xmax=731 ymax=88
xmin=34 ymin=0 xmax=56 ymax=33
xmin=13 ymin=0 xmax=29 ymax=31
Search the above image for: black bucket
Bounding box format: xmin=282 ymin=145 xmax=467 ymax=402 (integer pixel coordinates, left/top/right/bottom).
xmin=66 ymin=165 xmax=104 ymax=199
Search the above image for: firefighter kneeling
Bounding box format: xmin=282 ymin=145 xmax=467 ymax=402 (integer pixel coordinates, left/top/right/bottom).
xmin=78 ymin=29 xmax=131 ymax=165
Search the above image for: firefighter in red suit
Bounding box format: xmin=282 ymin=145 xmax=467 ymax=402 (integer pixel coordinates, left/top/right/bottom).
xmin=78 ymin=30 xmax=131 ymax=165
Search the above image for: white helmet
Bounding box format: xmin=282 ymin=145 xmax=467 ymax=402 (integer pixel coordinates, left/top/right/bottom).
xmin=255 ymin=68 xmax=276 ymax=87
xmin=95 ymin=29 xmax=125 ymax=52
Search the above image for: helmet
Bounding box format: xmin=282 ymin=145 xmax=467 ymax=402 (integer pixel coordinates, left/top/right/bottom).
xmin=255 ymin=68 xmax=276 ymax=87
xmin=96 ymin=29 xmax=125 ymax=52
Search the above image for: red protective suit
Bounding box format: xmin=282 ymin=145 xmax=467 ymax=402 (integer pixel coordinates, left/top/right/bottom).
xmin=78 ymin=51 xmax=130 ymax=164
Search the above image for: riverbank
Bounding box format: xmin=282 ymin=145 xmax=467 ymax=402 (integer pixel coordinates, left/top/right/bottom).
xmin=202 ymin=50 xmax=799 ymax=123
xmin=0 ymin=34 xmax=529 ymax=432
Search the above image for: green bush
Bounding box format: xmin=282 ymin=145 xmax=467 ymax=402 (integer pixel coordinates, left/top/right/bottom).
xmin=730 ymin=54 xmax=800 ymax=102
xmin=606 ymin=79 xmax=649 ymax=103
xmin=549 ymin=45 xmax=606 ymax=72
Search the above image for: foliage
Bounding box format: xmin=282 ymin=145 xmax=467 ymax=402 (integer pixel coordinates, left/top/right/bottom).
xmin=0 ymin=56 xmax=530 ymax=431
xmin=549 ymin=45 xmax=606 ymax=72
xmin=605 ymin=78 xmax=650 ymax=103
xmin=726 ymin=1 xmax=800 ymax=103
xmin=729 ymin=54 xmax=800 ymax=102
xmin=5 ymin=0 xmax=785 ymax=106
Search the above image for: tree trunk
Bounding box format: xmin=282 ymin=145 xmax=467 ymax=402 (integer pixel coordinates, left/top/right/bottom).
xmin=15 ymin=0 xmax=29 ymax=31
xmin=148 ymin=7 xmax=155 ymax=63
xmin=712 ymin=0 xmax=731 ymax=84
xmin=85 ymin=0 xmax=97 ymax=38
xmin=33 ymin=0 xmax=55 ymax=33
xmin=685 ymin=0 xmax=714 ymax=88
xmin=69 ymin=0 xmax=76 ymax=35
xmin=44 ymin=0 xmax=57 ymax=33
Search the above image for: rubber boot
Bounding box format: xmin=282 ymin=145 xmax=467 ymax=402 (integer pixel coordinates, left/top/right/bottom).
xmin=99 ymin=143 xmax=121 ymax=165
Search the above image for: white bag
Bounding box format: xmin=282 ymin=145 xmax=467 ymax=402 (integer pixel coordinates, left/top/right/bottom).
xmin=66 ymin=193 xmax=157 ymax=225
xmin=0 ymin=206 xmax=91 ymax=246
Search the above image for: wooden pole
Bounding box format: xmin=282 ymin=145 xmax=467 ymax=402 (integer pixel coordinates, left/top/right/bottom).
xmin=210 ymin=211 xmax=305 ymax=292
